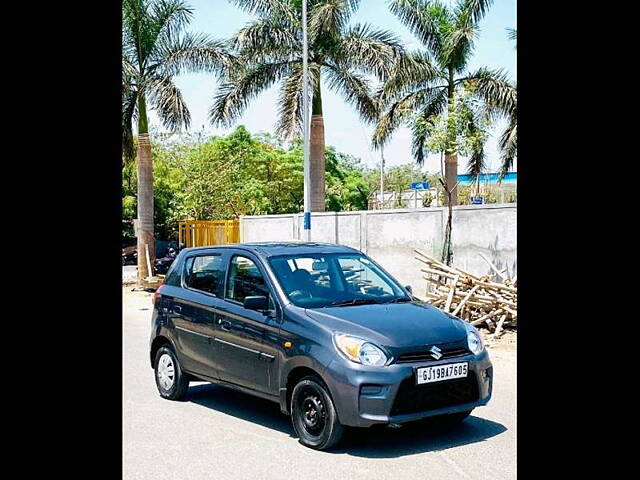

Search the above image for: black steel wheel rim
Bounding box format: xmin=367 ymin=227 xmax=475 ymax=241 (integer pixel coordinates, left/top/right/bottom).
xmin=297 ymin=386 xmax=327 ymax=436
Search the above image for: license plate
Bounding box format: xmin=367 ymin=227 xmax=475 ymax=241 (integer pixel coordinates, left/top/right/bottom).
xmin=416 ymin=362 xmax=468 ymax=385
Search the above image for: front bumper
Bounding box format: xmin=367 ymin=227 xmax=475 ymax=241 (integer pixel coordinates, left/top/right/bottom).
xmin=323 ymin=350 xmax=493 ymax=428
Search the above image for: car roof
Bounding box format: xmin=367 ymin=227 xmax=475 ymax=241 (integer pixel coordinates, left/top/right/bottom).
xmin=180 ymin=241 xmax=361 ymax=258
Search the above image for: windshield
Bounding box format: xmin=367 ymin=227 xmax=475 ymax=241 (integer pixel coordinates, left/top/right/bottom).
xmin=268 ymin=253 xmax=411 ymax=308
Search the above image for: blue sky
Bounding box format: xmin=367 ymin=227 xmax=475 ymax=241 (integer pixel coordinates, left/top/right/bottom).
xmin=148 ymin=0 xmax=516 ymax=174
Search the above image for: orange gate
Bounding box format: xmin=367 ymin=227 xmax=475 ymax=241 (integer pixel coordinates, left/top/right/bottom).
xmin=178 ymin=219 xmax=240 ymax=248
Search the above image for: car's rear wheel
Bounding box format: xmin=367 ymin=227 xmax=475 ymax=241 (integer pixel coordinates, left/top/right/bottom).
xmin=154 ymin=345 xmax=189 ymax=400
xmin=291 ymin=376 xmax=344 ymax=450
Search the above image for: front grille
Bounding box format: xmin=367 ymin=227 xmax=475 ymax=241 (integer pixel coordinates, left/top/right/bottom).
xmin=395 ymin=347 xmax=469 ymax=363
xmin=390 ymin=373 xmax=479 ymax=416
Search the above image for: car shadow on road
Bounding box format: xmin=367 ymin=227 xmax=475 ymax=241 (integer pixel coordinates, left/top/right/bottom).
xmin=187 ymin=383 xmax=293 ymax=434
xmin=335 ymin=416 xmax=507 ymax=458
xmin=187 ymin=383 xmax=507 ymax=458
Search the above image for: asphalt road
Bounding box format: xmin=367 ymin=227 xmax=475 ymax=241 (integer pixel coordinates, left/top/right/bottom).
xmin=123 ymin=287 xmax=516 ymax=480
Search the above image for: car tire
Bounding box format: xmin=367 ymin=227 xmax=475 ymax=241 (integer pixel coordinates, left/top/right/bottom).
xmin=291 ymin=376 xmax=344 ymax=450
xmin=154 ymin=345 xmax=189 ymax=400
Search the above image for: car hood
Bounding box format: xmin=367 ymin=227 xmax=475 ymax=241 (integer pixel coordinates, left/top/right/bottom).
xmin=304 ymin=300 xmax=467 ymax=350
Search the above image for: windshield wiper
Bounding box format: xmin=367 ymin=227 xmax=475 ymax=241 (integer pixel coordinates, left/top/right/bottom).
xmin=383 ymin=296 xmax=413 ymax=304
xmin=327 ymin=298 xmax=383 ymax=307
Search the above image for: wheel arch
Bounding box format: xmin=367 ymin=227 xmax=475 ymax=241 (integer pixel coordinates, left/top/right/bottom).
xmin=150 ymin=335 xmax=177 ymax=368
xmin=280 ymin=362 xmax=334 ymax=416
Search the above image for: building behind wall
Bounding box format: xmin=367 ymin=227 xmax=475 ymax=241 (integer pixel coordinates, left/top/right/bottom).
xmin=370 ymin=172 xmax=517 ymax=209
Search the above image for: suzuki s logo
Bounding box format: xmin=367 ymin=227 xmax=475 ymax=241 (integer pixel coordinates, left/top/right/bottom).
xmin=430 ymin=346 xmax=442 ymax=360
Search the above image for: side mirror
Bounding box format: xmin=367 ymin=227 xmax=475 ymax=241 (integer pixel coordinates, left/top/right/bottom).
xmin=243 ymin=295 xmax=269 ymax=311
xmin=405 ymin=285 xmax=413 ymax=294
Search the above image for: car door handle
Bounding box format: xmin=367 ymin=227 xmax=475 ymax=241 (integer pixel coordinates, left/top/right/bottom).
xmin=217 ymin=319 xmax=232 ymax=331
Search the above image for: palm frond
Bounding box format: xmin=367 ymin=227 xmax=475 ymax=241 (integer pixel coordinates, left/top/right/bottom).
xmin=122 ymin=0 xmax=149 ymax=60
xmin=122 ymin=87 xmax=138 ymax=164
xmin=325 ymin=62 xmax=378 ymax=123
xmin=373 ymin=85 xmax=447 ymax=148
xmin=378 ymin=51 xmax=442 ymax=102
xmin=465 ymin=112 xmax=485 ymax=177
xmin=276 ymin=63 xmax=305 ymax=139
xmin=150 ymin=0 xmax=193 ymax=39
xmin=442 ymin=6 xmax=478 ymax=73
xmin=124 ymin=0 xmax=193 ymax=67
xmin=388 ymin=0 xmax=443 ymax=55
xmin=229 ymin=0 xmax=296 ymax=21
xmin=466 ymin=68 xmax=516 ymax=119
xmin=410 ymin=115 xmax=432 ymax=166
xmin=309 ymin=0 xmax=361 ymax=40
xmin=409 ymin=94 xmax=449 ymax=164
xmin=507 ymin=27 xmax=516 ymax=48
xmin=333 ymin=23 xmax=404 ymax=78
xmin=234 ymin=17 xmax=300 ymax=62
xmin=147 ymin=75 xmax=191 ymax=131
xmin=209 ymin=62 xmax=292 ymax=127
xmin=455 ymin=0 xmax=493 ymax=25
xmin=464 ymin=68 xmax=516 ymax=177
xmin=122 ymin=55 xmax=139 ymax=86
xmin=154 ymin=32 xmax=235 ymax=77
xmin=498 ymin=118 xmax=516 ymax=178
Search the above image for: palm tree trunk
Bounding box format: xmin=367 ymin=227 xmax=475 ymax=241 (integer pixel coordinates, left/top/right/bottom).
xmin=310 ymin=74 xmax=325 ymax=212
xmin=136 ymin=93 xmax=155 ymax=283
xmin=444 ymin=152 xmax=458 ymax=205
xmin=444 ymin=69 xmax=458 ymax=206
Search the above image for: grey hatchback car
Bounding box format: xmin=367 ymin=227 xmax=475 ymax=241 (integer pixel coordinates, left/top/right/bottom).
xmin=150 ymin=242 xmax=492 ymax=450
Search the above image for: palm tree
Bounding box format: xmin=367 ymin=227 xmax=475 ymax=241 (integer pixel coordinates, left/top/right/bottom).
xmin=373 ymin=0 xmax=515 ymax=205
xmin=210 ymin=0 xmax=405 ymax=211
xmin=473 ymin=68 xmax=516 ymax=178
xmin=122 ymin=0 xmax=232 ymax=283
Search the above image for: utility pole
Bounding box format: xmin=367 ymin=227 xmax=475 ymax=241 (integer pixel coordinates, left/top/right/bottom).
xmin=379 ymin=145 xmax=385 ymax=209
xmin=302 ymin=0 xmax=311 ymax=241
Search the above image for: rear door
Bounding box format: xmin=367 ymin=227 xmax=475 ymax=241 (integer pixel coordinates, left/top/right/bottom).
xmin=214 ymin=252 xmax=280 ymax=395
xmin=170 ymin=251 xmax=227 ymax=378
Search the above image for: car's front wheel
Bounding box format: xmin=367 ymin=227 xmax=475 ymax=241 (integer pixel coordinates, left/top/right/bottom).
xmin=291 ymin=376 xmax=344 ymax=450
xmin=154 ymin=345 xmax=189 ymax=400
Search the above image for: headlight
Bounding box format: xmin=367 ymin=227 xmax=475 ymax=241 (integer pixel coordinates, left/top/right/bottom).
xmin=465 ymin=323 xmax=484 ymax=355
xmin=334 ymin=334 xmax=388 ymax=366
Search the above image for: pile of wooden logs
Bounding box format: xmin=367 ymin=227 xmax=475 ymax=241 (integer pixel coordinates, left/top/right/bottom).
xmin=415 ymin=249 xmax=517 ymax=338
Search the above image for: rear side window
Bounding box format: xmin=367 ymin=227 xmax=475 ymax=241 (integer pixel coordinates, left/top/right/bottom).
xmin=184 ymin=255 xmax=224 ymax=296
xmin=163 ymin=260 xmax=181 ymax=286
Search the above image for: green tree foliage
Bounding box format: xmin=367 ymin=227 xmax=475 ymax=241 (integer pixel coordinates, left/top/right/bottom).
xmin=325 ymin=148 xmax=370 ymax=211
xmin=122 ymin=126 xmax=373 ymax=238
xmin=122 ymin=142 xmax=185 ymax=240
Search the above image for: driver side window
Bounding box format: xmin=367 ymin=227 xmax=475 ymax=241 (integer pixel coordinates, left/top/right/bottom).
xmin=226 ymin=255 xmax=270 ymax=304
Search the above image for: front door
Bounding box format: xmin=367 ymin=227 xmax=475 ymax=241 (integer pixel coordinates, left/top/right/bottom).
xmin=215 ymin=253 xmax=280 ymax=395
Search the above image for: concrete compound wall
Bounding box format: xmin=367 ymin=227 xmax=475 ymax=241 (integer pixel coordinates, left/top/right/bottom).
xmin=240 ymin=204 xmax=516 ymax=296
